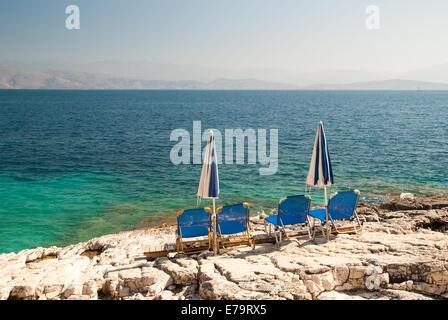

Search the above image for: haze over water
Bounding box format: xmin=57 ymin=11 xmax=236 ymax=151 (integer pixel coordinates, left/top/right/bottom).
xmin=0 ymin=89 xmax=447 ymax=253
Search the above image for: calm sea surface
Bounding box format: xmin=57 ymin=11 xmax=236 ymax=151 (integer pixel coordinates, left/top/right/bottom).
xmin=0 ymin=90 xmax=447 ymax=253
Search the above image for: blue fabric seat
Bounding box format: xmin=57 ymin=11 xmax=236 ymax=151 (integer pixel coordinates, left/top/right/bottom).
xmin=264 ymin=195 xmax=312 ymax=242
xmin=216 ymin=203 xmax=254 ymax=251
xmin=176 ymin=225 xmax=209 ymax=238
xmin=308 ymin=208 xmax=326 ymax=222
xmin=264 ymin=215 xmax=279 ymax=227
xmin=218 ymin=220 xmax=247 ymax=235
xmin=176 ymin=207 xmax=212 ymax=254
xmin=309 ymin=190 xmax=361 ymax=237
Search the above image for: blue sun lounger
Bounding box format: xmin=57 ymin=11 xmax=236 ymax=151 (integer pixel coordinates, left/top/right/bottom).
xmin=264 ymin=195 xmax=312 ymax=243
xmin=176 ymin=207 xmax=212 ymax=254
xmin=309 ymin=190 xmax=361 ymax=238
xmin=216 ymin=203 xmax=254 ymax=252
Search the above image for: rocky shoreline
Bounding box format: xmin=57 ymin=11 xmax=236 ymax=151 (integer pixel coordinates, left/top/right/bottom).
xmin=1 ymin=193 xmax=447 ymax=300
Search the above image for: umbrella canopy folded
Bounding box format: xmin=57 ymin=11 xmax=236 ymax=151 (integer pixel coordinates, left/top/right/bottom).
xmin=306 ymin=121 xmax=334 ymax=189
xmin=197 ymin=130 xmax=219 ymax=254
xmin=197 ymin=130 xmax=219 ymax=200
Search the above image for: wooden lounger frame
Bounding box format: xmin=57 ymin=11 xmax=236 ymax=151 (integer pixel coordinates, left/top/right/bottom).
xmin=145 ymin=223 xmax=361 ymax=260
xmin=265 ymin=194 xmax=313 ymax=243
xmin=312 ymin=190 xmax=362 ymax=240
xmin=216 ymin=202 xmax=255 ymax=253
xmin=176 ymin=207 xmax=213 ymax=255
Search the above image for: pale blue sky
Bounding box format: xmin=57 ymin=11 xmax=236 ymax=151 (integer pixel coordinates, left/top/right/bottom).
xmin=1 ymin=0 xmax=447 ymax=79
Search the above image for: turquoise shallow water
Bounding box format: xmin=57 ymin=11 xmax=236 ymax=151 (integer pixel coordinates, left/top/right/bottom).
xmin=0 ymin=90 xmax=447 ymax=253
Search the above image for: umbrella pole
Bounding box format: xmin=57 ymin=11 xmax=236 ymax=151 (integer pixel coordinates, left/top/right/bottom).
xmin=324 ymin=185 xmax=328 ymax=206
xmin=213 ymin=199 xmax=217 ymax=254
xmin=324 ymin=185 xmax=330 ymax=241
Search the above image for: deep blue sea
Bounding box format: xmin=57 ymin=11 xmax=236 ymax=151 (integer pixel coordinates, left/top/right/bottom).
xmin=0 ymin=90 xmax=447 ymax=253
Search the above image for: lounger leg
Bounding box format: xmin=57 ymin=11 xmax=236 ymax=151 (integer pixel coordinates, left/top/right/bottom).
xmin=278 ymin=222 xmax=287 ymax=243
xmin=307 ymin=223 xmax=312 ymax=240
xmin=321 ymin=222 xmax=327 ymax=239
xmin=312 ymin=219 xmax=317 ymax=240
xmin=353 ymin=215 xmax=362 ymax=234
xmin=273 ymin=227 xmax=279 ymax=243
xmin=330 ymin=218 xmax=337 ymax=235
xmin=215 ymin=232 xmax=221 ymax=253
xmin=306 ymin=217 xmax=312 ymax=240
xmin=220 ymin=235 xmax=225 ymax=249
xmin=312 ymin=218 xmax=326 ymax=240
xmin=247 ymin=230 xmax=255 ymax=249
xmin=354 ymin=212 xmax=362 ymax=233
xmin=208 ymin=232 xmax=212 ymax=251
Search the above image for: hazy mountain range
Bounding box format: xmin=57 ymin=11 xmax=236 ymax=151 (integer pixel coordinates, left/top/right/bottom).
xmin=3 ymin=58 xmax=448 ymax=85
xmin=303 ymin=79 xmax=448 ymax=90
xmin=0 ymin=66 xmax=299 ymax=90
xmin=1 ymin=65 xmax=448 ymax=90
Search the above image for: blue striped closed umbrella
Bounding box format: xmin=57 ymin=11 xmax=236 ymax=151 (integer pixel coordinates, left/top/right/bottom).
xmin=197 ymin=130 xmax=219 ymax=253
xmin=306 ymin=121 xmax=334 ymax=227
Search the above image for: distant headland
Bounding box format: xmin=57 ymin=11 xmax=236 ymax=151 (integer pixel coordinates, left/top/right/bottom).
xmin=2 ymin=66 xmax=448 ymax=90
